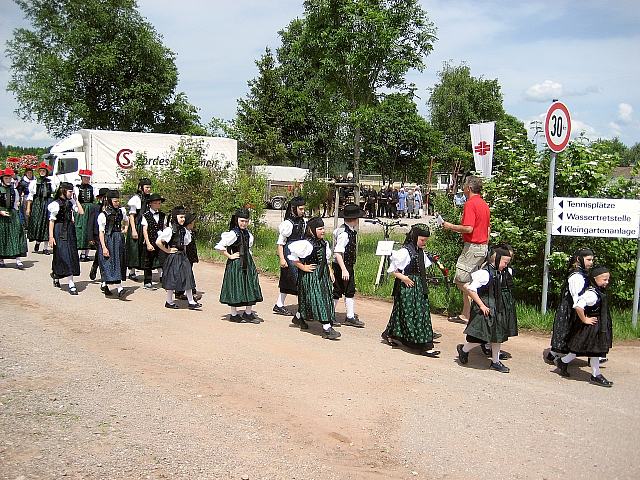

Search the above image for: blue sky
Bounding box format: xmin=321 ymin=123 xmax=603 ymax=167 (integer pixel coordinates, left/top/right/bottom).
xmin=1 ymin=0 xmax=638 ymax=148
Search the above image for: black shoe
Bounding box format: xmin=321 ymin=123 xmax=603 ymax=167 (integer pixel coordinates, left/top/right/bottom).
xmin=102 ymin=285 xmax=112 ymax=296
xmin=489 ymin=361 xmax=510 ymax=373
xmin=323 ymin=327 xmax=341 ymax=340
xmin=544 ymin=351 xmax=557 ymax=365
xmin=422 ymin=349 xmax=440 ymax=358
xmin=599 ymin=357 xmax=608 ymax=364
xmin=165 ymin=302 xmax=179 ymax=309
xmin=242 ymin=312 xmax=260 ymax=323
xmin=16 ymin=262 xmax=25 ymax=270
xmin=79 ymin=254 xmax=86 ymax=262
xmin=82 ymin=256 xmax=92 ymax=262
xmin=34 ymin=243 xmax=40 ymax=253
xmin=273 ymin=305 xmax=291 ymax=316
xmin=188 ymin=302 xmax=203 ymax=310
xmin=128 ymin=272 xmax=138 ymax=281
xmin=229 ymin=314 xmax=243 ymax=322
xmin=175 ymin=293 xmax=188 ymax=301
xmin=589 ymin=374 xmax=613 ymax=387
xmin=89 ymin=265 xmax=98 ymax=281
xmin=143 ymin=283 xmax=157 ymax=291
xmin=53 ymin=278 xmax=61 ymax=288
xmin=117 ymin=288 xmax=129 ymax=299
xmin=457 ymin=344 xmax=469 ymax=364
xmin=343 ymin=316 xmax=365 ymax=328
xmin=480 ymin=343 xmax=492 ymax=356
xmin=554 ymin=357 xmax=570 ymax=377
xmin=292 ymin=315 xmax=309 ymax=330
xmin=43 ymin=249 xmax=51 ymax=255
xmin=432 ymin=332 xmax=442 ymax=340
xmin=69 ymin=286 xmax=78 ymax=296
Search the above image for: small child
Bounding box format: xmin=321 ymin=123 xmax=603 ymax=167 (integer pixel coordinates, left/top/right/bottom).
xmin=288 ymin=217 xmax=340 ymax=340
xmin=97 ymin=190 xmax=129 ymax=298
xmin=156 ymin=207 xmax=201 ymax=310
xmin=215 ymin=208 xmax=263 ymax=323
xmin=332 ymin=203 xmax=365 ymax=328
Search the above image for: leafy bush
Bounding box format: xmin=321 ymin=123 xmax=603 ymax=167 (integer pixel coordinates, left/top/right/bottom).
xmin=120 ymin=138 xmax=267 ymax=244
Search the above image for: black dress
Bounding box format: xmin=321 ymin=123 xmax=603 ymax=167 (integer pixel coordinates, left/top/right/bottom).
xmin=161 ymin=226 xmax=195 ymax=291
xmin=278 ymin=217 xmax=305 ymax=295
xmin=566 ymin=287 xmax=612 ymax=357
xmin=51 ymin=199 xmax=80 ymax=279
xmin=98 ymin=207 xmax=127 ymax=284
xmin=551 ymin=270 xmax=588 ymax=354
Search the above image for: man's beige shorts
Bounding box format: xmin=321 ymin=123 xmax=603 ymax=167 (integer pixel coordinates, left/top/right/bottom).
xmin=454 ymin=242 xmax=488 ymax=284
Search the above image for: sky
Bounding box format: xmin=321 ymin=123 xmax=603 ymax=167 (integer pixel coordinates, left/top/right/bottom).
xmin=0 ymin=0 xmax=639 ymax=149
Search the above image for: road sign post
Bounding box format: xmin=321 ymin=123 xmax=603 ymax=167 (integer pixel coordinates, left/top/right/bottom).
xmin=541 ymin=101 xmax=572 ymax=314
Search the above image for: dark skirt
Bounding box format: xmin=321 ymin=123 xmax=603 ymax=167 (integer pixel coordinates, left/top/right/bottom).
xmin=278 ymin=242 xmax=299 ymax=295
xmin=75 ymin=202 xmax=98 ymax=249
xmin=384 ymin=275 xmax=434 ymax=350
xmin=551 ymin=288 xmax=576 ymax=354
xmin=27 ymin=196 xmax=51 ymax=242
xmin=125 ymin=227 xmax=144 ymax=269
xmin=567 ymin=317 xmax=612 ymax=357
xmin=162 ymin=251 xmax=195 ymax=291
xmin=98 ymin=231 xmax=126 ymax=284
xmin=0 ymin=210 xmax=27 ymax=259
xmin=297 ymin=263 xmax=334 ymax=324
xmin=51 ymin=222 xmax=80 ymax=278
xmin=219 ymin=256 xmax=263 ymax=307
xmin=464 ymin=292 xmax=516 ymax=344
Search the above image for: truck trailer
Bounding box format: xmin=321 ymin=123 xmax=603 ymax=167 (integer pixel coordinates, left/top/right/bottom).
xmin=44 ymin=129 xmax=237 ymax=190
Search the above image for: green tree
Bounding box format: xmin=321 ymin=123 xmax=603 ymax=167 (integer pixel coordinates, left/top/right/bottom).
xmin=298 ymin=0 xmax=437 ymax=196
xmin=622 ymin=142 xmax=640 ymax=166
xmin=428 ymin=62 xmax=505 ymax=171
xmin=7 ymin=0 xmax=203 ymax=137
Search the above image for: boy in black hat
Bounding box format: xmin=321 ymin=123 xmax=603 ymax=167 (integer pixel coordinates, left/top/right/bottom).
xmin=141 ymin=193 xmax=166 ymax=290
xmin=332 ymin=203 xmax=365 ymax=327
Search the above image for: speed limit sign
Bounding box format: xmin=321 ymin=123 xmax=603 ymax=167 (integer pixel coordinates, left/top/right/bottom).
xmin=545 ymin=101 xmax=572 ymax=153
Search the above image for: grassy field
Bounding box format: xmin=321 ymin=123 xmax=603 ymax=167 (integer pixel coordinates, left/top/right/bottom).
xmin=199 ymin=226 xmax=639 ymax=341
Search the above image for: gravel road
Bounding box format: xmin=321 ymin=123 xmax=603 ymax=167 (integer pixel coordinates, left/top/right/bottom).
xmin=1 ymin=246 xmax=638 ymax=479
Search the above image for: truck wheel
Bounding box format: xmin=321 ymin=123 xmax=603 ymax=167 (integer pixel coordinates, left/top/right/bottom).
xmin=271 ymin=198 xmax=284 ymax=210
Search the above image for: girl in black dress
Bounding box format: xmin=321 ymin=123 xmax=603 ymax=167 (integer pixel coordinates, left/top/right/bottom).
xmin=97 ymin=190 xmax=129 ymax=298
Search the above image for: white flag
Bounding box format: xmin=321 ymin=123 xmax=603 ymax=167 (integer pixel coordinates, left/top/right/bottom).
xmin=469 ymin=121 xmax=495 ymax=178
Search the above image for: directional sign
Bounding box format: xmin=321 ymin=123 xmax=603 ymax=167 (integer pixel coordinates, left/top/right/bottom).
xmin=552 ymin=197 xmax=640 ymax=238
xmin=545 ymin=101 xmax=572 ymax=153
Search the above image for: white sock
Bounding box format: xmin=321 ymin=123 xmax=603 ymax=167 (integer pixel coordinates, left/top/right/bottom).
xmin=0 ymin=259 xmax=4 ymax=265
xmin=231 ymin=306 xmax=238 ymax=316
xmin=67 ymin=276 xmax=75 ymax=288
xmin=186 ymin=290 xmax=196 ymax=304
xmin=129 ymin=268 xmax=136 ymax=275
xmin=157 ymin=267 xmax=163 ymax=279
xmin=276 ymin=293 xmax=287 ymax=308
xmin=101 ymin=282 xmax=106 ymax=287
xmin=590 ymin=357 xmax=601 ymax=377
xmin=333 ymin=298 xmax=339 ymax=310
xmin=244 ymin=305 xmax=252 ymax=314
xmin=462 ymin=342 xmax=475 ymax=353
xmin=491 ymin=343 xmax=501 ymax=363
xmin=322 ymin=323 xmax=331 ymax=331
xmin=166 ymin=290 xmax=174 ymax=304
xmin=561 ymin=353 xmax=577 ymax=364
xmin=115 ymin=281 xmax=122 ymax=293
xmin=15 ymin=258 xmax=22 ymax=265
xmin=295 ymin=311 xmax=301 ymax=319
xmin=83 ymin=249 xmax=89 ymax=257
xmin=549 ymin=350 xmax=560 ymax=357
xmin=345 ymin=297 xmax=355 ymax=318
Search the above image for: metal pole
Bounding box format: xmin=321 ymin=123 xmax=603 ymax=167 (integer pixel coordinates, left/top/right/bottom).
xmin=541 ymin=152 xmax=557 ymax=314
xmin=632 ymin=236 xmax=640 ymax=328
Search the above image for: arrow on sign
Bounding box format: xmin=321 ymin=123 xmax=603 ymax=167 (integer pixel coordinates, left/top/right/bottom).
xmin=557 ymin=226 xmax=562 ymax=234
xmin=559 ymin=200 xmax=563 ymax=208
xmin=558 ymin=212 xmax=563 ymax=220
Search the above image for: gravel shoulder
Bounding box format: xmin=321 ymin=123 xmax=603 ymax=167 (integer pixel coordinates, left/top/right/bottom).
xmin=1 ymin=249 xmax=639 ymax=479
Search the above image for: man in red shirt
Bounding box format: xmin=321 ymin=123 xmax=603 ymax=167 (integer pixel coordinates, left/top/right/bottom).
xmin=443 ymin=176 xmax=490 ymax=323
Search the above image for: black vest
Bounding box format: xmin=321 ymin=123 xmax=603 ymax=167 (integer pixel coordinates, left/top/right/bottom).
xmin=105 ymin=207 xmax=124 ymax=236
xmin=76 ymin=184 xmax=94 ymax=203
xmin=476 ymin=264 xmax=502 ymax=311
xmin=134 ymin=193 xmax=150 ymax=227
xmin=287 ymin=217 xmax=305 ymax=243
xmin=584 ymin=287 xmax=602 ymax=318
xmin=143 ymin=210 xmax=166 ymax=244
xmin=227 ymin=227 xmax=251 ymax=270
xmin=35 ymin=178 xmax=52 ymax=199
xmin=0 ymin=185 xmax=17 ymax=210
xmin=54 ymin=199 xmax=74 ymax=225
xmin=340 ymin=224 xmax=358 ymax=266
xmin=301 ymin=239 xmax=328 ymax=277
xmin=168 ymin=225 xmax=187 ymax=250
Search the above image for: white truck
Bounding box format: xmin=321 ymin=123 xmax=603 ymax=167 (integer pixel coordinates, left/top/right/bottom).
xmin=252 ymin=165 xmax=309 ymax=209
xmin=44 ymin=129 xmax=238 ymax=190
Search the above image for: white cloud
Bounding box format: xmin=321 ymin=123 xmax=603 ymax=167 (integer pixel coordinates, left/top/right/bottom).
xmin=617 ymin=103 xmax=633 ymax=124
xmin=524 ymin=80 xmax=563 ymax=102
xmin=0 ymin=120 xmax=55 ymax=146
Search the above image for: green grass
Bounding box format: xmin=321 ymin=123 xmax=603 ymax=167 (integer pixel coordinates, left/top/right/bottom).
xmin=199 ymin=226 xmax=639 ymax=342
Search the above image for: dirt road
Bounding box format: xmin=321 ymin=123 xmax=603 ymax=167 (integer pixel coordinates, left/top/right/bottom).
xmin=1 ymin=249 xmax=638 ymax=479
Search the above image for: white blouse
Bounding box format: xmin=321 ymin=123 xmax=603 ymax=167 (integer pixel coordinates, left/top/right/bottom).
xmin=26 ymin=179 xmax=38 ymax=201
xmin=387 ymin=247 xmax=433 ymax=274
xmin=47 ymin=199 xmax=78 ymax=221
xmin=214 ymin=230 xmax=255 ymax=251
xmin=332 ymin=225 xmax=354 ymax=254
xmin=157 ymin=226 xmax=192 ymax=246
xmin=568 ymin=271 xmax=588 ymax=303
xmin=127 ymin=194 xmax=142 ymax=214
xmin=467 ymin=267 xmax=513 ymax=293
xmin=574 ymin=289 xmax=599 ymax=309
xmin=288 ymin=239 xmax=332 ymax=262
xmin=97 ymin=208 xmax=128 ymax=232
xmin=277 ymin=219 xmax=299 ymax=246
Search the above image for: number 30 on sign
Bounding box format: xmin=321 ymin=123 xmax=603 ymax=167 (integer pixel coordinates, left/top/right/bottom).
xmin=545 ymin=101 xmax=572 ymax=153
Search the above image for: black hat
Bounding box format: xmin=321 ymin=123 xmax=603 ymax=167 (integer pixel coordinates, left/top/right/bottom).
xmin=59 ymin=181 xmax=73 ymax=190
xmin=342 ymin=203 xmax=366 ymax=219
xmin=305 ymin=216 xmax=325 ymax=238
xmin=97 ymin=187 xmax=109 ymax=197
xmin=147 ymin=193 xmax=165 ymax=203
xmin=138 ymin=177 xmax=152 ymax=187
xmin=290 ymin=196 xmax=305 ymax=207
xmin=235 ymin=208 xmax=250 ymax=219
xmin=404 ymin=224 xmax=430 ymax=246
xmin=590 ymin=265 xmax=610 ymax=278
xmin=106 ymin=190 xmax=120 ymax=199
xmin=184 ymin=213 xmax=196 ymax=226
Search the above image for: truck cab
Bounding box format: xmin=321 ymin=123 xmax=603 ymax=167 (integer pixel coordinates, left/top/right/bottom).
xmin=43 ymin=132 xmax=86 ymax=190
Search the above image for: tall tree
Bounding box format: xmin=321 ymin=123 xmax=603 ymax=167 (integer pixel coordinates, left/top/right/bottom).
xmin=298 ymin=0 xmax=437 ymax=197
xmin=6 ymin=0 xmax=202 ymax=137
xmin=428 ymin=62 xmax=505 ymax=166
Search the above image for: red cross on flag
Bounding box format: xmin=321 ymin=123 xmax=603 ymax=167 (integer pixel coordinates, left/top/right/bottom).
xmin=469 ymin=121 xmax=495 ymax=178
